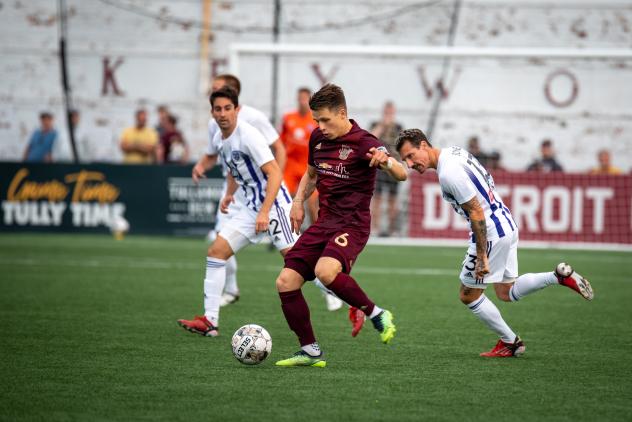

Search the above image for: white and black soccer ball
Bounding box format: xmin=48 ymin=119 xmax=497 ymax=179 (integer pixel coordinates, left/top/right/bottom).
xmin=231 ymin=324 xmax=272 ymax=365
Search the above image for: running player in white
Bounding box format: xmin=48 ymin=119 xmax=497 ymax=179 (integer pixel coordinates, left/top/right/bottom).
xmin=396 ymin=129 xmax=594 ymax=357
xmin=191 ymin=74 xmax=343 ymax=311
xmin=178 ymin=86 xmax=297 ymax=337
xmin=193 ymin=74 xmax=286 ymax=307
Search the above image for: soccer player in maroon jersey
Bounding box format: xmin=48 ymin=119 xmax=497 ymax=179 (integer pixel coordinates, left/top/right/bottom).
xmin=274 ymin=84 xmax=408 ymax=367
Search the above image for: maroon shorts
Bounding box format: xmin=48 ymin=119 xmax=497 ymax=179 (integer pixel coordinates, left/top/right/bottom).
xmin=284 ymin=223 xmax=370 ymax=281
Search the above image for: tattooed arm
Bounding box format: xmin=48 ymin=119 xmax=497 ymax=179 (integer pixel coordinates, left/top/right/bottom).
xmin=460 ymin=197 xmax=490 ymax=279
xmin=289 ymin=165 xmax=317 ymax=234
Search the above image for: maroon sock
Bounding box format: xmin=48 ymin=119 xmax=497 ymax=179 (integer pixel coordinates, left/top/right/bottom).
xmin=279 ymin=289 xmax=316 ymax=346
xmin=327 ymin=273 xmax=375 ymax=316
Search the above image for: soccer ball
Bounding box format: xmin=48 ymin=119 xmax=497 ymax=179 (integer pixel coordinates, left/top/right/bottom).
xmin=231 ymin=324 xmax=272 ymax=365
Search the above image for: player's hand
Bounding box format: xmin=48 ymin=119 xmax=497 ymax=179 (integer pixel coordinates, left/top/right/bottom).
xmin=289 ymin=200 xmax=305 ymax=235
xmin=255 ymin=210 xmax=270 ymax=234
xmin=192 ymin=163 xmax=206 ymax=183
xmin=475 ymin=255 xmax=490 ymax=280
xmin=366 ymin=147 xmax=389 ymax=168
xmin=220 ymin=194 xmax=234 ymax=214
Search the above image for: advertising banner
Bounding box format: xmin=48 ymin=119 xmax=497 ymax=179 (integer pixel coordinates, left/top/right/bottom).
xmin=0 ymin=162 xmax=224 ymax=236
xmin=409 ymin=171 xmax=632 ymax=245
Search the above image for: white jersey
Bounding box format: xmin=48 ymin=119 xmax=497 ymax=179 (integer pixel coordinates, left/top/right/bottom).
xmin=208 ymin=120 xmax=291 ymax=212
xmin=437 ymin=146 xmax=516 ymax=240
xmin=207 ymin=104 xmax=278 ymax=155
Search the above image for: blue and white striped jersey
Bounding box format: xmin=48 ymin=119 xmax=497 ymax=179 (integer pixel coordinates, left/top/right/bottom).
xmin=207 ymin=105 xmax=279 ymax=177
xmin=437 ymin=146 xmax=516 ymax=240
xmin=208 ymin=120 xmax=291 ymax=212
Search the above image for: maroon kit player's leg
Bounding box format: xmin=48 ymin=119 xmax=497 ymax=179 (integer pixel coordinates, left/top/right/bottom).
xmin=326 ymin=273 xmax=375 ymax=316
xmin=279 ymin=289 xmax=316 ymax=346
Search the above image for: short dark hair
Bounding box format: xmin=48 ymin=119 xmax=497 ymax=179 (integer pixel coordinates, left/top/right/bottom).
xmin=309 ymin=83 xmax=346 ymax=112
xmin=39 ymin=112 xmax=53 ymax=119
xmin=215 ymin=74 xmax=241 ymax=95
xmin=396 ymin=128 xmax=432 ymax=152
xmin=298 ymin=87 xmax=311 ymax=96
xmin=167 ymin=114 xmax=178 ymax=126
xmin=210 ymin=85 xmax=239 ymax=108
xmin=541 ymin=139 xmax=552 ymax=148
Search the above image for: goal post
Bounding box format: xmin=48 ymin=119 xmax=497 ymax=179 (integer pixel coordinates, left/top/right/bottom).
xmin=228 ymin=42 xmax=632 ymax=251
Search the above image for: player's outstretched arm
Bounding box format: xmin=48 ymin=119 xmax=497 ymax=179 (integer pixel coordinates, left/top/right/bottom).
xmin=290 ymin=165 xmax=317 ymax=234
xmin=460 ymin=197 xmax=490 ymax=279
xmin=366 ymin=147 xmax=407 ymax=181
xmin=257 ymin=160 xmax=283 ymax=233
xmin=192 ymin=154 xmax=218 ymax=183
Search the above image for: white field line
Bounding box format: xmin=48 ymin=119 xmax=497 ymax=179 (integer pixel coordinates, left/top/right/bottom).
xmin=0 ymin=256 xmax=456 ymax=277
xmin=1 ymin=257 xmax=630 ymax=282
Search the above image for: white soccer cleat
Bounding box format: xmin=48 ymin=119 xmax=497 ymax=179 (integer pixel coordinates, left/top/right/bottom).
xmin=555 ymin=262 xmax=594 ymax=301
xmin=220 ymin=292 xmax=240 ymax=307
xmin=324 ymin=293 xmax=343 ymax=311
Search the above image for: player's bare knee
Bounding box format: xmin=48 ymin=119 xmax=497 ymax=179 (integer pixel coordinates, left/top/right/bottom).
xmin=459 ymin=284 xmax=483 ymax=305
xmin=276 ymin=269 xmax=302 ymax=292
xmin=275 ymin=273 xmax=293 ymax=292
xmin=495 ymin=282 xmax=514 ymax=302
xmin=314 ymin=265 xmax=338 ymax=285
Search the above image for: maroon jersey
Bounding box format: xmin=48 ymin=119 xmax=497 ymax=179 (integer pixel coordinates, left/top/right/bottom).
xmin=308 ymin=120 xmax=386 ymax=230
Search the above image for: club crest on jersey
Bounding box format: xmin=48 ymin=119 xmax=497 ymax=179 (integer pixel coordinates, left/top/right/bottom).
xmin=232 ymin=151 xmax=241 ymax=161
xmin=338 ymin=145 xmax=353 ymax=160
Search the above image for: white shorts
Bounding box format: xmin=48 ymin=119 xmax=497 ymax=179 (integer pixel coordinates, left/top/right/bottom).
xmin=460 ymin=230 xmax=519 ymax=289
xmin=218 ymin=200 xmax=297 ymax=254
xmin=213 ymin=181 xmax=242 ymax=234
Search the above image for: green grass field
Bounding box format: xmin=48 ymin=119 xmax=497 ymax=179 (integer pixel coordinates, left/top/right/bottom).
xmin=1 ymin=233 xmax=631 ymax=421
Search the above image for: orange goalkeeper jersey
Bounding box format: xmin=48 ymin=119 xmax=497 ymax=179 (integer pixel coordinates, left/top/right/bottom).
xmin=280 ymin=110 xmax=316 ymax=193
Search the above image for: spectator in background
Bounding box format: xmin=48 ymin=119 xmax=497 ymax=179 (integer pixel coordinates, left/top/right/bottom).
xmin=590 ymin=149 xmax=621 ymax=175
xmin=527 ymin=139 xmax=563 ymax=172
xmin=156 ymin=104 xmax=169 ymax=137
xmin=486 ymin=151 xmax=505 ymax=171
xmin=157 ymin=114 xmax=189 ymax=164
xmin=69 ymin=109 xmax=93 ymax=163
xmin=280 ymin=87 xmax=318 ymax=222
xmin=23 ymin=112 xmax=58 ymax=162
xmin=467 ymin=136 xmax=489 ymax=167
xmin=370 ymin=101 xmax=403 ymax=237
xmin=119 ymin=109 xmax=159 ymax=164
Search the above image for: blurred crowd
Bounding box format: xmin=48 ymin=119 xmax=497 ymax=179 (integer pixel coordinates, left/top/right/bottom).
xmin=20 ymin=94 xmax=627 ymax=239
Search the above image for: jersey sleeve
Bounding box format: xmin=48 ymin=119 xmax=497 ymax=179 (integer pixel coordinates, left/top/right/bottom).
xmin=246 ymin=109 xmax=279 ymax=145
xmin=206 ymin=120 xmax=220 ymax=155
xmin=360 ymin=133 xmax=390 ymax=160
xmin=243 ymin=127 xmax=275 ymax=168
xmin=442 ymin=165 xmax=477 ymax=205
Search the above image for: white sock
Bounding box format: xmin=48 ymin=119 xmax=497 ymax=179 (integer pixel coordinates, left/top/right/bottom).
xmin=223 ymin=255 xmax=239 ymax=296
xmin=509 ymin=272 xmax=558 ymax=302
xmin=467 ymin=295 xmax=516 ymax=343
xmin=203 ymin=257 xmax=226 ymax=325
xmin=369 ymin=305 xmax=383 ymax=319
xmin=312 ymin=278 xmax=344 ymax=299
xmin=301 ymin=342 xmax=321 ymax=357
